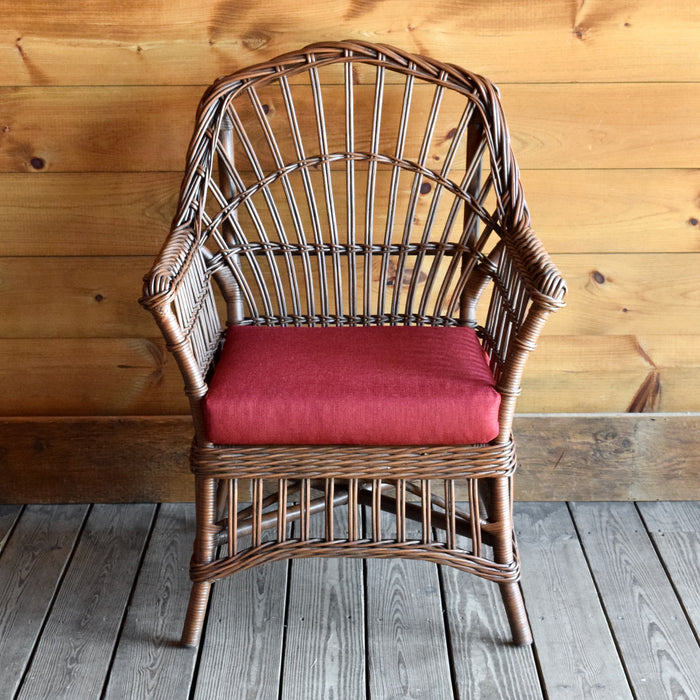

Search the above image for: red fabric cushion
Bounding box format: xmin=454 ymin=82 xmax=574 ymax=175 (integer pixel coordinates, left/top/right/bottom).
xmin=203 ymin=326 xmax=500 ymax=445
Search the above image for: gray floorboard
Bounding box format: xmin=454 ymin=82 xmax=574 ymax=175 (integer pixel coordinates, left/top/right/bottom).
xmin=1 ymin=502 xmax=698 ymax=699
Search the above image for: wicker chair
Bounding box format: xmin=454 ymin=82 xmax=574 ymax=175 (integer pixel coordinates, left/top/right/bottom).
xmin=140 ymin=41 xmax=565 ymax=647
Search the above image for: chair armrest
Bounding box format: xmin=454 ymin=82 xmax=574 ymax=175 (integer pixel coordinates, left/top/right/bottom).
xmin=140 ymin=222 xmax=224 ymax=399
xmin=480 ymin=224 xmax=566 ymax=438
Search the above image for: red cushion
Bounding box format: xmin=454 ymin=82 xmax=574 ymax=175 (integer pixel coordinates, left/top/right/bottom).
xmin=203 ymin=326 xmax=501 ymax=445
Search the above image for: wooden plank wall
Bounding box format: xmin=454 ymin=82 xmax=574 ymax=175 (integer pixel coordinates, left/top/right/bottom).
xmin=1 ymin=1 xmax=699 ymax=502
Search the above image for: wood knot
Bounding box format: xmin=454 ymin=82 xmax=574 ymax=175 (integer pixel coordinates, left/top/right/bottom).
xmin=591 ymin=270 xmax=605 ymax=284
xmin=242 ymin=31 xmax=270 ymax=51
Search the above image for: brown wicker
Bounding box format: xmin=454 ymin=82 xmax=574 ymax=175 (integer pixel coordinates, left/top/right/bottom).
xmin=140 ymin=40 xmax=566 ymax=648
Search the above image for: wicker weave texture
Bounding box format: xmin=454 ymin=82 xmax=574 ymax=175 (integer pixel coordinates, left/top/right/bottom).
xmin=140 ymin=40 xmax=565 ymax=648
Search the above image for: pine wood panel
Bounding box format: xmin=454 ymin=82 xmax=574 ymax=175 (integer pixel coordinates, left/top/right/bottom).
xmin=522 ymin=335 xmax=700 ymax=413
xmin=2 ymin=253 xmax=699 ymax=342
xmin=522 ymin=169 xmax=700 ymax=255
xmin=0 ymin=86 xmax=197 ymax=173
xmin=0 ymin=257 xmax=155 ymax=339
xmin=1 ymin=335 xmax=699 ymax=416
xmin=2 ymin=83 xmax=699 ymax=173
xmin=0 ymin=338 xmax=188 ymax=416
xmin=515 ymin=502 xmax=633 ymax=699
xmin=2 ymin=169 xmax=698 ymax=257
xmin=0 ymin=173 xmax=179 ymax=257
xmin=2 ymin=1 xmax=699 ymax=459
xmin=570 ymin=502 xmax=700 ymax=699
xmin=544 ymin=254 xmax=700 ymax=337
xmin=16 ymin=504 xmax=156 ymax=700
xmin=2 ymin=0 xmax=698 ymax=85
xmin=500 ymin=82 xmax=700 ymax=170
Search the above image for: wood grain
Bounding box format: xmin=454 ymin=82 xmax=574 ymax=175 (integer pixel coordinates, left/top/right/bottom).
xmin=281 ymin=507 xmax=365 ymax=699
xmin=365 ymin=511 xmax=453 ymax=699
xmin=0 ymin=173 xmax=179 ymax=257
xmin=0 ymin=505 xmax=88 ymax=699
xmin=1 ymin=0 xmax=698 ymax=85
xmin=3 ymin=253 xmax=699 ymax=340
xmin=0 ymin=505 xmax=22 ymax=547
xmin=501 ymin=82 xmax=700 ymax=170
xmin=1 ymin=1 xmax=698 ymax=446
xmin=0 ymin=253 xmax=695 ymax=340
xmin=514 ymin=414 xmax=700 ymax=501
xmin=0 ymin=417 xmax=193 ymax=503
xmin=522 ymin=169 xmax=700 ymax=255
xmin=6 ymin=332 xmax=696 ymax=417
xmin=1 ymin=170 xmax=698 ymax=257
xmin=637 ymin=502 xmax=700 ymax=639
xmin=103 ymin=503 xmax=198 ymax=700
xmin=0 ymin=257 xmax=156 ymax=338
xmin=570 ymin=502 xmax=700 ymax=699
xmin=520 ymin=335 xmax=700 ymax=413
xmin=515 ymin=502 xmax=632 ymax=699
xmin=16 ymin=504 xmax=155 ymax=700
xmin=0 ymin=86 xmax=197 ymax=173
xmin=194 ymin=533 xmax=287 ymax=699
xmin=542 ymin=253 xmax=700 ymax=337
xmin=440 ymin=535 xmax=543 ymax=698
xmin=1 ymin=83 xmax=698 ymax=173
xmin=0 ymin=338 xmax=188 ymax=416
xmin=2 ymin=414 xmax=700 ymax=504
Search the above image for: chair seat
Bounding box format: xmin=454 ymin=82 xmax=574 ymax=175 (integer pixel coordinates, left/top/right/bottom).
xmin=203 ymin=326 xmax=501 ymax=445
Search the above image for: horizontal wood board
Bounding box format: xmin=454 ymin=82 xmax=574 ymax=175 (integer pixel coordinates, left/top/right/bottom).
xmin=2 ymin=83 xmax=699 ymax=173
xmin=2 ymin=0 xmax=699 ymax=85
xmin=2 ymin=169 xmax=699 ymax=256
xmin=1 ymin=334 xmax=698 ymax=416
xmin=1 ymin=414 xmax=698 ymax=503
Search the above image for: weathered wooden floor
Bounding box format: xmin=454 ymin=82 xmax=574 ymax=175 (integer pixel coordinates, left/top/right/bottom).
xmin=1 ymin=502 xmax=699 ymax=699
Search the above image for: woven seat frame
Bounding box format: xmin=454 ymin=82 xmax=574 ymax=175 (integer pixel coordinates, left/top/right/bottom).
xmin=140 ymin=40 xmax=565 ymax=647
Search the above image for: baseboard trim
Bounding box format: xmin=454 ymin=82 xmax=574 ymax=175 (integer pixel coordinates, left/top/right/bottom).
xmin=1 ymin=414 xmax=698 ymax=503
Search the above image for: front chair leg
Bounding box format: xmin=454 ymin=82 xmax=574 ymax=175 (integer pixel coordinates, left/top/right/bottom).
xmin=181 ymin=475 xmax=218 ymax=647
xmin=499 ymin=581 xmax=533 ymax=646
xmin=181 ymin=581 xmax=212 ymax=647
xmin=485 ymin=475 xmax=533 ymax=645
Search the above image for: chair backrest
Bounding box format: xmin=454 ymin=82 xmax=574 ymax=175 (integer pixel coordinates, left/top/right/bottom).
xmin=142 ymin=41 xmax=565 ymax=403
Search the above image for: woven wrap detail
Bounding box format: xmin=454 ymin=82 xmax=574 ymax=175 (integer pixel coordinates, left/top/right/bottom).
xmin=190 ymin=539 xmax=521 ymax=585
xmin=190 ymin=439 xmax=517 ymax=480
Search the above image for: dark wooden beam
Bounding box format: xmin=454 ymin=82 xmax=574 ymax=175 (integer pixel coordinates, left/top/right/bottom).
xmin=1 ymin=414 xmax=698 ymax=503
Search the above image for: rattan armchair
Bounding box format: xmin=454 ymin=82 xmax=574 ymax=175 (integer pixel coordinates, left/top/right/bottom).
xmin=140 ymin=41 xmax=565 ymax=648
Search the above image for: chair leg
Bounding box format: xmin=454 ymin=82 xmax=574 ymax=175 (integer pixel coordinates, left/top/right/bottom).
xmin=499 ymin=581 xmax=532 ymax=645
xmin=485 ymin=475 xmax=533 ymax=645
xmin=181 ymin=581 xmax=212 ymax=647
xmin=181 ymin=475 xmax=218 ymax=647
